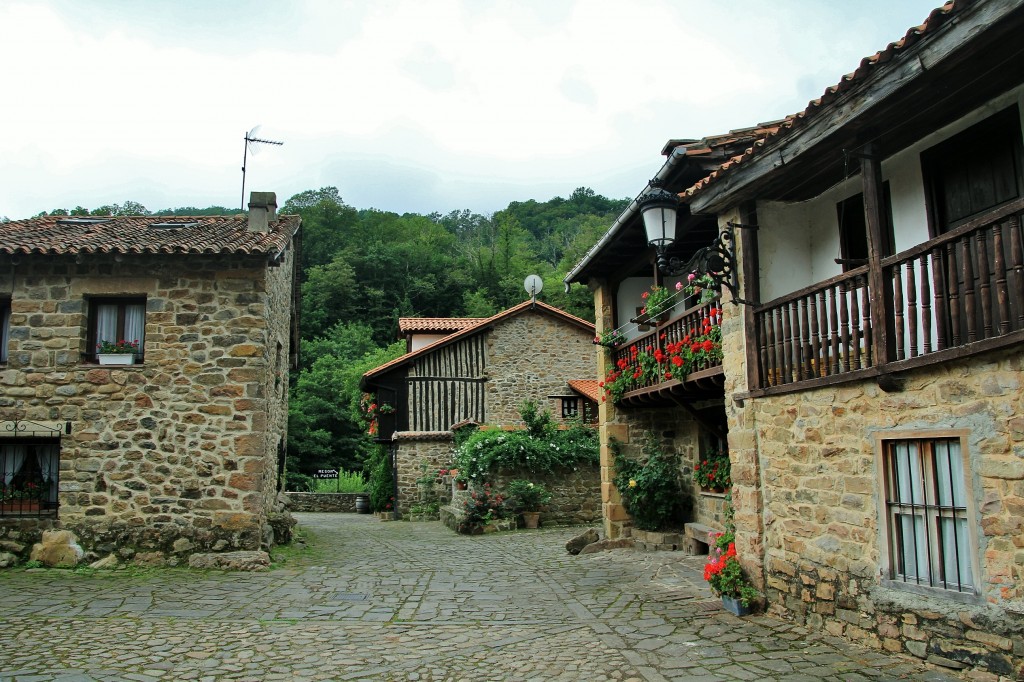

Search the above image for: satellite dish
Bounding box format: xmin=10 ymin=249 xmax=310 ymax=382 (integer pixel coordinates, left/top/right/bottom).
xmin=524 ymin=275 xmax=543 ymax=299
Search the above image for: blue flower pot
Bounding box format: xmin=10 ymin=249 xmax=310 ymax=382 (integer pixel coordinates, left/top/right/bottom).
xmin=721 ymin=595 xmax=752 ymax=616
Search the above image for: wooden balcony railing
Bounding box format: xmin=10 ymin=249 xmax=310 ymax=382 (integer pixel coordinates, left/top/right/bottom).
xmin=610 ymin=296 xmax=724 ymax=399
xmin=753 ymin=198 xmax=1024 ymax=391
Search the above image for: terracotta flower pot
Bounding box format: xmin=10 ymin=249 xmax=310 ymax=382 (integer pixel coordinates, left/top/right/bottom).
xmin=521 ymin=511 xmax=541 ymax=529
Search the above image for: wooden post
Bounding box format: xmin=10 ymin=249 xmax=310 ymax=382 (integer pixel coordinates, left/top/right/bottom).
xmin=860 ymin=144 xmax=894 ymax=367
xmin=739 ymin=202 xmax=762 ymax=390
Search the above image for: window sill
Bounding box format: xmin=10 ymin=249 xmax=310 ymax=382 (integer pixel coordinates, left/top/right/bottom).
xmin=877 ymin=578 xmax=983 ymax=606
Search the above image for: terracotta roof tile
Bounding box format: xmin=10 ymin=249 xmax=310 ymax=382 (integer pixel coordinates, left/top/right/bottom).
xmin=0 ymin=214 xmax=300 ymax=257
xmin=568 ymin=379 xmax=601 ymax=403
xmin=398 ymin=317 xmax=487 ymax=334
xmin=682 ymin=1 xmax=959 ymax=200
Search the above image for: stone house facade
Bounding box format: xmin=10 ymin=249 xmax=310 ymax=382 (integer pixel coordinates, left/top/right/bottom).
xmin=567 ymin=2 xmax=1024 ymax=677
xmin=361 ymin=300 xmax=596 ymax=515
xmin=0 ymin=192 xmax=300 ymax=563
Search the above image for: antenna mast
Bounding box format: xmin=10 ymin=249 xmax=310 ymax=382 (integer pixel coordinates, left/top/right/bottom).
xmin=240 ymin=126 xmax=283 ymax=210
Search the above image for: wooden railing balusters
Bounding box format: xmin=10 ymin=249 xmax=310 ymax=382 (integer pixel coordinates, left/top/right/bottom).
xmin=978 ymin=230 xmax=993 ymax=339
xmin=921 ymin=255 xmax=932 ymax=355
xmin=962 ymin=236 xmax=977 ymax=343
xmin=810 ymin=293 xmax=821 ymax=378
xmin=858 ymin=278 xmax=871 ymax=367
xmin=906 ymin=259 xmax=919 ymax=358
xmin=1011 ymin=214 xmax=1024 ymax=328
xmin=850 ymin=279 xmax=862 ymax=369
xmin=839 ymin=283 xmax=851 ymax=372
xmin=948 ymin=245 xmax=961 ymax=346
xmin=769 ymin=308 xmax=781 ymax=386
xmin=894 ymin=263 xmax=905 ymax=361
xmin=993 ymin=220 xmax=1010 ymax=335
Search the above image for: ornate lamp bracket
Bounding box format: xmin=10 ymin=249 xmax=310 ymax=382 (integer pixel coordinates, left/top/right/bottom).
xmin=655 ymin=221 xmax=758 ymax=306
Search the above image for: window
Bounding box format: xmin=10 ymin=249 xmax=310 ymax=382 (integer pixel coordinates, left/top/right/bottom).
xmin=881 ymin=435 xmax=974 ymax=594
xmin=88 ymin=297 xmax=146 ymax=361
xmin=922 ymin=105 xmax=1024 ymax=235
xmin=0 ymin=299 xmax=9 ymax=364
xmin=561 ymin=397 xmax=579 ymax=419
xmin=1 ymin=439 xmax=59 ymax=517
xmin=835 ymin=183 xmax=895 ymax=271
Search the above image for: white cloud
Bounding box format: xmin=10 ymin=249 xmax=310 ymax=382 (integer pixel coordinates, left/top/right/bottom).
xmin=0 ymin=0 xmax=944 ymax=218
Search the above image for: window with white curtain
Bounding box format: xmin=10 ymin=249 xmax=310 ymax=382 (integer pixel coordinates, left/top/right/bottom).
xmin=0 ymin=299 xmax=9 ymax=364
xmin=882 ymin=436 xmax=975 ymax=594
xmin=88 ymin=297 xmax=146 ymax=361
xmin=0 ymin=439 xmax=59 ymax=516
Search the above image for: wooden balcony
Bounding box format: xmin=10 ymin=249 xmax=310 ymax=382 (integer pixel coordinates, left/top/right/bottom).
xmin=749 ymin=199 xmax=1024 ymax=395
xmin=609 ymin=297 xmax=725 ymax=406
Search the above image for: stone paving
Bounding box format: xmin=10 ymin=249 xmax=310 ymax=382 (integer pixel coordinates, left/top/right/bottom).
xmin=0 ymin=513 xmax=964 ymax=681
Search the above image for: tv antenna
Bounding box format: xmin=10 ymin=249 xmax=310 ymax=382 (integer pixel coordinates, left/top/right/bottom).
xmin=240 ymin=125 xmax=283 ymax=210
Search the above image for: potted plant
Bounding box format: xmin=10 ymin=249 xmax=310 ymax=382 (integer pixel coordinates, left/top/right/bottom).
xmin=639 ymin=284 xmax=675 ymax=321
xmin=96 ymin=338 xmax=140 ymax=365
xmin=694 ymin=452 xmax=731 ymax=493
xmin=704 ymin=499 xmax=759 ymax=615
xmin=593 ymin=329 xmax=626 ymax=348
xmin=457 ymin=484 xmax=508 ymax=534
xmin=504 ymin=479 xmax=552 ymax=529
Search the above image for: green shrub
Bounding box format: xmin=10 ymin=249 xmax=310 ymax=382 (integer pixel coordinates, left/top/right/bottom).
xmin=367 ymin=446 xmax=394 ymax=512
xmin=504 ymin=480 xmax=552 ymax=513
xmin=612 ymin=433 xmax=684 ymax=531
xmin=452 ymin=404 xmax=598 ymax=483
xmin=311 ymin=470 xmax=368 ymax=493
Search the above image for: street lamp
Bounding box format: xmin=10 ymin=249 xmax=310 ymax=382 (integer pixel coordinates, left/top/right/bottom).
xmin=636 ymin=179 xmax=754 ymax=306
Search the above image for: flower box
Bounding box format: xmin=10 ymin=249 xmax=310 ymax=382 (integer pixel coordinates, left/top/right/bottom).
xmin=97 ymin=353 xmax=135 ymax=366
xmin=721 ymin=594 xmax=752 ymax=616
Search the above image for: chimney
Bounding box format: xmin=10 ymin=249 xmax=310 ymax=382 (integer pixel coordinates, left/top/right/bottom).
xmin=247 ymin=191 xmax=278 ymax=233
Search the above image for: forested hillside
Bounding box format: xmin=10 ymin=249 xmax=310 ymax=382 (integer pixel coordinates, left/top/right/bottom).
xmin=30 ymin=187 xmax=627 ymax=486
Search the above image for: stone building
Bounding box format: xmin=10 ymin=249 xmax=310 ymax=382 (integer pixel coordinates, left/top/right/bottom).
xmin=0 ymin=192 xmax=300 ymax=562
xmin=361 ymin=300 xmax=596 ymax=515
xmin=566 ymin=1 xmax=1024 ymax=677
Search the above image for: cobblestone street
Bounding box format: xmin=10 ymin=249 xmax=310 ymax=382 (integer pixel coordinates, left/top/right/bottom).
xmin=0 ymin=513 xmax=961 ymax=681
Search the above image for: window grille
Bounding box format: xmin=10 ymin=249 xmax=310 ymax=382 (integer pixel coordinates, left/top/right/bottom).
xmin=883 ymin=438 xmax=972 ymax=592
xmin=0 ymin=439 xmax=59 ymax=517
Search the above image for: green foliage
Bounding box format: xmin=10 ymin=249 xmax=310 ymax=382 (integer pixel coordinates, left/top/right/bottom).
xmin=519 ymin=400 xmax=555 ymax=439
xmin=367 ymin=447 xmax=395 ymax=513
xmin=453 ymin=407 xmax=598 ymax=483
xmin=612 ymin=433 xmax=685 ymax=531
xmin=503 ymin=480 xmax=552 ymax=513
xmin=311 ymin=470 xmax=368 ymax=493
xmin=694 ymin=452 xmax=731 ymax=490
xmin=457 ymin=484 xmax=507 ymax=533
xmin=287 ymin=336 xmax=404 ymax=476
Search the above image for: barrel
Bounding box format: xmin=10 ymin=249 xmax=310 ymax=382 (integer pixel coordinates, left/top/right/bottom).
xmin=355 ymin=494 xmax=370 ymax=514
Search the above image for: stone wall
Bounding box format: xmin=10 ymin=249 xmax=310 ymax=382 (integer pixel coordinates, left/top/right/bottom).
xmin=719 ymin=228 xmax=1024 ymax=681
xmin=490 ymin=465 xmax=602 ymax=526
xmin=393 ymin=432 xmax=454 ymax=515
xmin=485 ymin=311 xmax=594 ymax=426
xmin=285 ymin=492 xmax=362 ymax=513
xmin=0 ymin=251 xmax=293 ymax=561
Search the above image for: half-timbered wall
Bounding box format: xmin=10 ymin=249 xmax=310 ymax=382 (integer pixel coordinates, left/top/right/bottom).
xmin=406 ymin=334 xmax=487 ymax=431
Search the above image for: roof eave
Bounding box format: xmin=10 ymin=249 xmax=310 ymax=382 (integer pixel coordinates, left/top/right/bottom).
xmin=687 ymin=0 xmax=1000 ymax=214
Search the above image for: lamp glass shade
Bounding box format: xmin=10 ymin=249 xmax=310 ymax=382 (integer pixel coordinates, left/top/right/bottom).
xmin=641 ymin=203 xmax=677 ymax=247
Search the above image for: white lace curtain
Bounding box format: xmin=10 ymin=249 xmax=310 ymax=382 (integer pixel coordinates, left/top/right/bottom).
xmin=2 ymin=444 xmax=27 ymax=485
xmin=96 ymin=303 xmax=145 ymax=352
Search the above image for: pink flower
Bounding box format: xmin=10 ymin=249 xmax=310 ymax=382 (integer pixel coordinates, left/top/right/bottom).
xmin=675 ymin=281 xmax=683 ymax=291
xmin=687 ymin=273 xmax=696 ymax=282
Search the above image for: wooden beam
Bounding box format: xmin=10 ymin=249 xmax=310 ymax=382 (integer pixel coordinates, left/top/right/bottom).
xmin=861 ymin=144 xmax=895 ymax=366
xmin=739 ymin=203 xmax=763 ymax=391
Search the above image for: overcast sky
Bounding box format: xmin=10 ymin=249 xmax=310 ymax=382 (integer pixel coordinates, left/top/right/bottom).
xmin=1 ymin=0 xmax=944 ymax=219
